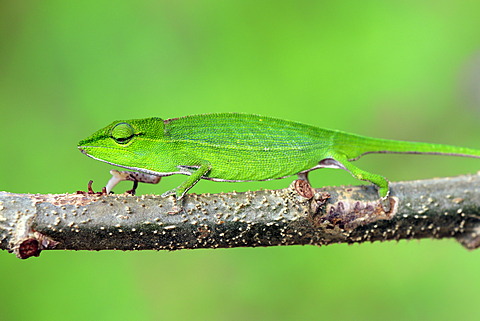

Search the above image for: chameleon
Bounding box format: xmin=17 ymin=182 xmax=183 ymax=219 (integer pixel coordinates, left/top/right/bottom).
xmin=78 ymin=113 xmax=480 ymax=199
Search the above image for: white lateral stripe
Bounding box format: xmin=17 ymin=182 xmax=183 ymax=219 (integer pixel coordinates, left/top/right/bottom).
xmin=81 ymin=150 xmax=345 ymax=182
xmin=79 ymin=150 xmax=184 ymax=177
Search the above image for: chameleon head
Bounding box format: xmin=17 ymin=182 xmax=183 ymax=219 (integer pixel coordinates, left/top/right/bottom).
xmin=78 ymin=117 xmax=165 ymax=170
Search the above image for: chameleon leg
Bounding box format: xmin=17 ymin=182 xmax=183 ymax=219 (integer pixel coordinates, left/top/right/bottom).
xmin=297 ymin=171 xmax=310 ymax=182
xmin=105 ymin=170 xmax=161 ymax=194
xmin=161 ymin=162 xmax=212 ymax=199
xmin=334 ymin=155 xmax=390 ymax=198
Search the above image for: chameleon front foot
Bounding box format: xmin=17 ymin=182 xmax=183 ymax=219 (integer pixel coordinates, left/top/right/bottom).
xmin=106 ymin=170 xmax=161 ymax=194
xmin=125 ymin=180 xmax=139 ymax=196
xmin=76 ymin=180 xmax=108 ymax=196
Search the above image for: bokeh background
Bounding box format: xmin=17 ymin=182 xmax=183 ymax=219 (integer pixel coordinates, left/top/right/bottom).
xmin=2 ymin=1 xmax=480 ymax=320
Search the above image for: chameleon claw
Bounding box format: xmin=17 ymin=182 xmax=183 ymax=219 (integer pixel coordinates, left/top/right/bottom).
xmin=87 ymin=180 xmax=95 ymax=194
xmin=125 ymin=181 xmax=138 ymax=196
xmin=176 ymin=190 xmax=186 ymax=199
xmin=379 ymin=187 xmax=390 ymax=199
xmin=76 ymin=180 xmax=109 ymax=196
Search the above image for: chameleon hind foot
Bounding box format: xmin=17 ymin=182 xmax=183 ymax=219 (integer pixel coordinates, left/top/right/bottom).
xmin=333 ymin=154 xmax=390 ymax=199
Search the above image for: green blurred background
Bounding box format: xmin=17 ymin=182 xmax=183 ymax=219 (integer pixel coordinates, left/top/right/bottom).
xmin=2 ymin=1 xmax=480 ymax=320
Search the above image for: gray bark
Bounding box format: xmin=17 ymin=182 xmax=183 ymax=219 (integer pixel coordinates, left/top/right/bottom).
xmin=2 ymin=174 xmax=480 ymax=259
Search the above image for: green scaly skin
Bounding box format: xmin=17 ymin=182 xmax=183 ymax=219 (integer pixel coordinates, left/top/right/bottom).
xmin=78 ymin=113 xmax=480 ymax=199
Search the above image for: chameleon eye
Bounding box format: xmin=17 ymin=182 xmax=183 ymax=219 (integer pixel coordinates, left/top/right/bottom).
xmin=111 ymin=122 xmax=135 ymax=144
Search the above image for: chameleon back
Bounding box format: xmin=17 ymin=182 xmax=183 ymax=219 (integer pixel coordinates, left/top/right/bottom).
xmin=163 ymin=113 xmax=335 ymax=181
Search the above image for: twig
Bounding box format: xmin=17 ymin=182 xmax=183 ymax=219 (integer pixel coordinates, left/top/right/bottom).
xmin=1 ymin=174 xmax=480 ymax=259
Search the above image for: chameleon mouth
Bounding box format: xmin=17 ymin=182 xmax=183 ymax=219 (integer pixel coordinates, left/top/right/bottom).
xmin=77 ymin=146 xmax=118 ymax=163
xmin=78 ymin=146 xmax=108 ymax=160
xmin=77 ymin=146 xmax=88 ymax=155
xmin=77 ymin=146 xmax=128 ymax=169
xmin=77 ymin=145 xmax=128 ymax=156
xmin=78 ymin=146 xmax=105 ymax=161
xmin=77 ymin=146 xmax=181 ymax=177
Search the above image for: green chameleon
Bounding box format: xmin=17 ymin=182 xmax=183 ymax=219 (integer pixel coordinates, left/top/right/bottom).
xmin=78 ymin=113 xmax=480 ymax=199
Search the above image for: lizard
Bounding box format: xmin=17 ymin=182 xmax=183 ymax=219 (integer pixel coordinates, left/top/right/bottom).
xmin=77 ymin=113 xmax=480 ymax=199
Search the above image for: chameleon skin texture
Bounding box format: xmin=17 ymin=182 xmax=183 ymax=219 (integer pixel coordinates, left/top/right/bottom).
xmin=78 ymin=113 xmax=480 ymax=198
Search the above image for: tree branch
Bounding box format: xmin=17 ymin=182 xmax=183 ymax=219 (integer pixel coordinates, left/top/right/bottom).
xmin=2 ymin=174 xmax=480 ymax=259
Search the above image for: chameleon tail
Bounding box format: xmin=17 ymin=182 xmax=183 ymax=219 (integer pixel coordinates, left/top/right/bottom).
xmin=333 ymin=132 xmax=480 ymax=161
